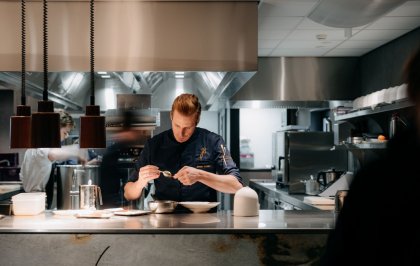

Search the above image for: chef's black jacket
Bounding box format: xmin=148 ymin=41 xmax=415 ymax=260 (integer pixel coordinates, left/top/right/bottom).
xmin=129 ymin=127 xmax=242 ymax=202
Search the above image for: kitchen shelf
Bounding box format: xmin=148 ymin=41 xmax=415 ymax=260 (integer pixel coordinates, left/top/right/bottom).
xmin=335 ymin=99 xmax=413 ymax=121
xmin=338 ymin=142 xmax=387 ymax=150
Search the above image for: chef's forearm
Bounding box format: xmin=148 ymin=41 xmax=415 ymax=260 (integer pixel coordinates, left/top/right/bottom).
xmin=48 ymin=145 xmax=84 ymax=161
xmin=124 ymin=179 xmax=147 ymax=200
xmin=199 ymin=172 xmax=243 ymax=194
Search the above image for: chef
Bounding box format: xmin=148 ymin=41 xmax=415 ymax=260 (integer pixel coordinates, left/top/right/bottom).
xmin=124 ymin=93 xmax=243 ymax=203
xmin=19 ymin=110 xmax=89 ymax=208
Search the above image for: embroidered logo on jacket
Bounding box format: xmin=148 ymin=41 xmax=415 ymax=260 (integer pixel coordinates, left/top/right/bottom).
xmin=199 ymin=147 xmax=207 ymax=160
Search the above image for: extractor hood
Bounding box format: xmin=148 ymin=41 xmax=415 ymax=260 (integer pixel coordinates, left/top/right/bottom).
xmin=230 ymin=57 xmax=360 ymax=109
xmin=0 ymin=1 xmax=257 ymax=72
xmin=0 ymin=70 xmax=256 ymax=112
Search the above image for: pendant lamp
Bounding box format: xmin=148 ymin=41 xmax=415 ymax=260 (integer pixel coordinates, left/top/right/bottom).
xmin=31 ymin=0 xmax=61 ymax=148
xmin=79 ymin=0 xmax=106 ymax=148
xmin=10 ymin=0 xmax=31 ymax=148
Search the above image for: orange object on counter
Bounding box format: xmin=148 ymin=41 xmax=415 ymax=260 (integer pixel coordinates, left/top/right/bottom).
xmin=378 ymin=135 xmax=386 ymax=141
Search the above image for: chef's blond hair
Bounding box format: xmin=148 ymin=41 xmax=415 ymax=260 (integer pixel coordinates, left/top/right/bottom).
xmin=171 ymin=93 xmax=201 ymax=125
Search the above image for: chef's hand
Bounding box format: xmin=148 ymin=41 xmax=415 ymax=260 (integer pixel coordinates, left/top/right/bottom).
xmin=79 ymin=157 xmax=87 ymax=165
xmin=138 ymin=165 xmax=160 ymax=184
xmin=174 ymin=166 xmax=201 ymax=186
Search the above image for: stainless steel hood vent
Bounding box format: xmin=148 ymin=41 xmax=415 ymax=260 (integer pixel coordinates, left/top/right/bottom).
xmin=0 ymin=72 xmax=85 ymax=111
xmin=2 ymin=70 xmax=254 ymax=112
xmin=231 ymin=57 xmax=360 ymax=109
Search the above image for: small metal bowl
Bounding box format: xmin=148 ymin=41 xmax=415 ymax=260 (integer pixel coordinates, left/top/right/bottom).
xmin=148 ymin=200 xmax=178 ymax=214
xmin=348 ymin=136 xmax=363 ymax=144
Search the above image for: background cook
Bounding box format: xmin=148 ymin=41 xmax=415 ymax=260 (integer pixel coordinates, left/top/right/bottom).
xmin=19 ymin=110 xmax=93 ymax=208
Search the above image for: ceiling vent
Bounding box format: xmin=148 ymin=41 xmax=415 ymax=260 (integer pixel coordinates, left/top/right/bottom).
xmin=307 ymin=0 xmax=406 ymax=28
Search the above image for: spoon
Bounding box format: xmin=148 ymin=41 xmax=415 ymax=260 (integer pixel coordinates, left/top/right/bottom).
xmin=160 ymin=170 xmax=173 ymax=178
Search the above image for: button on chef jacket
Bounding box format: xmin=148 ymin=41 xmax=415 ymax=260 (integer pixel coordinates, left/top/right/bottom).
xmin=129 ymin=128 xmax=242 ymax=202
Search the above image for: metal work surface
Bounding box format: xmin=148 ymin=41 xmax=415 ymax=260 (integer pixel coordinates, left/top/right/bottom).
xmin=0 ymin=210 xmax=334 ymax=234
xmin=0 ymin=210 xmax=333 ymax=265
xmin=249 ymin=180 xmax=321 ymax=211
xmin=0 ymin=233 xmax=328 ymax=266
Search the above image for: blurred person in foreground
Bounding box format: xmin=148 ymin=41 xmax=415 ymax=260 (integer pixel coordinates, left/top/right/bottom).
xmin=124 ymin=93 xmax=243 ymax=206
xmin=20 ymin=110 xmax=89 ymax=208
xmin=100 ymin=111 xmax=138 ymax=208
xmin=321 ymin=46 xmax=420 ymax=265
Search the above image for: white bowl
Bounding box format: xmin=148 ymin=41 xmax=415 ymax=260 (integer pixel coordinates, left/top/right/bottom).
xmin=179 ymin=202 xmax=220 ymax=213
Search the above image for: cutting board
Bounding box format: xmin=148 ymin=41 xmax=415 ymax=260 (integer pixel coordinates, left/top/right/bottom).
xmin=303 ymin=196 xmax=334 ymax=205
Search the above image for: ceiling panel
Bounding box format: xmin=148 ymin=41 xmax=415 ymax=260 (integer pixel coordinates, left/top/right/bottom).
xmin=258 ymin=48 xmax=273 ymax=56
xmin=270 ymin=48 xmax=329 ymax=57
xmin=337 ymin=40 xmax=388 ymax=49
xmin=278 ymin=40 xmax=342 ymax=49
xmin=258 ymin=39 xmax=281 ymax=49
xmin=287 ymin=29 xmax=348 ymax=41
xmin=325 ymin=48 xmax=371 ymax=57
xmin=258 ymin=30 xmax=290 ymax=40
xmin=258 ymin=0 xmax=317 ymax=17
xmin=385 ymin=1 xmax=420 ymax=16
xmin=350 ymin=29 xmax=412 ymax=40
xmin=258 ymin=0 xmax=420 ymax=57
xmin=258 ymin=17 xmax=304 ymax=30
xmin=367 ymin=16 xmax=420 ymax=29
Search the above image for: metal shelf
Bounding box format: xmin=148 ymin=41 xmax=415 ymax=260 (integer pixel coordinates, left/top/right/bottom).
xmin=335 ymin=99 xmax=413 ymax=121
xmin=337 ymin=142 xmax=387 ymax=150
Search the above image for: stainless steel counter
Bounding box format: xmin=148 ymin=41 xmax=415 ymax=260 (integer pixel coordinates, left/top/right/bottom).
xmin=249 ymin=180 xmax=322 ymax=210
xmin=0 ymin=210 xmax=334 ymax=265
xmin=0 ymin=210 xmax=334 ymax=234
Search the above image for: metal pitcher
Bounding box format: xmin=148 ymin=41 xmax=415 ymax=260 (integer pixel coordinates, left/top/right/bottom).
xmin=305 ymin=175 xmax=320 ymax=195
xmin=79 ymin=184 xmax=103 ymax=210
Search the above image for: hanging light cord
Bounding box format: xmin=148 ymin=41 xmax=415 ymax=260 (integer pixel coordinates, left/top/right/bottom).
xmin=42 ymin=0 xmax=48 ymax=101
xmin=90 ymin=0 xmax=95 ymax=106
xmin=21 ymin=0 xmax=26 ymax=106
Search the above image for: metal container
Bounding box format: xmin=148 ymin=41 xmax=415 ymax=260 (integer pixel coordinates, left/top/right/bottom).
xmin=57 ymin=165 xmax=100 ymax=210
xmin=348 ymin=136 xmax=363 ymax=144
xmin=148 ymin=200 xmax=177 ymax=214
xmin=317 ymin=169 xmax=345 ymax=188
xmin=305 ymin=175 xmax=320 ymax=195
xmin=79 ymin=184 xmax=102 ymax=210
xmin=389 ymin=114 xmax=397 ymax=139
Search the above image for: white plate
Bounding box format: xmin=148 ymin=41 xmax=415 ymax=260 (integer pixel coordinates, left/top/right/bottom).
xmin=53 ymin=209 xmax=114 ymax=217
xmin=114 ymin=210 xmax=151 ymax=216
xmin=75 ymin=212 xmax=113 ymax=219
xmin=179 ymin=202 xmax=220 ymax=213
xmin=53 ymin=210 xmax=95 ymax=216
